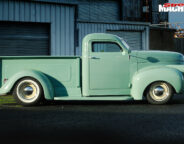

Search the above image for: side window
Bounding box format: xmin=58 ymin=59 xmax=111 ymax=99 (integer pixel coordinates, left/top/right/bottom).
xmin=92 ymin=42 xmax=122 ymax=52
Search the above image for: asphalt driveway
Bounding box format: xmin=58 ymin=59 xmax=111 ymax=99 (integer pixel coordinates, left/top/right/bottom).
xmin=1 ymin=95 xmax=184 ymax=144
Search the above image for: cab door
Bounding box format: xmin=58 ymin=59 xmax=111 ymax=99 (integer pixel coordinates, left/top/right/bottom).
xmin=88 ymin=41 xmax=130 ymax=96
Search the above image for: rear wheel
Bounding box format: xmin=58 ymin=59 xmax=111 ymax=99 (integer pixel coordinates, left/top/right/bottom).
xmin=13 ymin=78 xmax=43 ymax=106
xmin=146 ymin=81 xmax=173 ymax=105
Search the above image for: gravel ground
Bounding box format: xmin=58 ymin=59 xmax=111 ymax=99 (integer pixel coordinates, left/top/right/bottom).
xmin=1 ymin=95 xmax=184 ymax=144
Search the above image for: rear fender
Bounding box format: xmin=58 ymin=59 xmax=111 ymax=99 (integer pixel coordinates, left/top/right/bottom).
xmin=0 ymin=70 xmax=54 ymax=100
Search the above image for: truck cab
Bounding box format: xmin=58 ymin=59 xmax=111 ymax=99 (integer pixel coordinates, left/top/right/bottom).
xmin=82 ymin=33 xmax=131 ymax=97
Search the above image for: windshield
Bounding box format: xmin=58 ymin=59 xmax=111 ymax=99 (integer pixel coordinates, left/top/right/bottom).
xmin=120 ymin=38 xmax=130 ymax=50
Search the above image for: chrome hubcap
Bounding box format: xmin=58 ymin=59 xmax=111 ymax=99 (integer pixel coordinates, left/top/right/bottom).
xmin=150 ymin=82 xmax=170 ymax=101
xmin=153 ymin=86 xmax=164 ymax=96
xmin=23 ymin=86 xmax=33 ymax=95
xmin=16 ymin=79 xmax=40 ymax=103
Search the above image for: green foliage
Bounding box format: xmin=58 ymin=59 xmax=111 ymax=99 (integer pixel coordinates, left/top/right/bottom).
xmin=0 ymin=95 xmax=17 ymax=106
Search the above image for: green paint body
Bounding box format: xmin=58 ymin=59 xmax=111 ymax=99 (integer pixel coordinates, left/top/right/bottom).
xmin=0 ymin=33 xmax=184 ymax=101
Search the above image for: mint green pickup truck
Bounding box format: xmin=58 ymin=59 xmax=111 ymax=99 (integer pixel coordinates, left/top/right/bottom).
xmin=1 ymin=33 xmax=184 ymax=106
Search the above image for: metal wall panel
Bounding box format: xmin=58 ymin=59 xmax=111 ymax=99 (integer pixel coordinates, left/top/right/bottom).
xmin=77 ymin=0 xmax=120 ymax=21
xmin=152 ymin=0 xmax=158 ymax=12
xmin=151 ymin=0 xmax=168 ymax=24
xmin=0 ymin=0 xmax=75 ymax=56
xmin=77 ymin=21 xmax=149 ymax=55
xmin=174 ymin=39 xmax=184 ymax=54
xmin=150 ymin=28 xmax=175 ymax=52
xmin=31 ymin=0 xmax=77 ymax=4
xmin=31 ymin=0 xmax=120 ymax=22
xmin=107 ymin=31 xmax=142 ymax=50
xmin=121 ymin=0 xmax=142 ymax=21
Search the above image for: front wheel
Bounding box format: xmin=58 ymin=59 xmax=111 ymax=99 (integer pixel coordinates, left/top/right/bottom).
xmin=146 ymin=81 xmax=173 ymax=105
xmin=13 ymin=78 xmax=43 ymax=106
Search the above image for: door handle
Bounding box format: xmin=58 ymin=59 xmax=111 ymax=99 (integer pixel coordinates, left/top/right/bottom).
xmin=89 ymin=57 xmax=100 ymax=59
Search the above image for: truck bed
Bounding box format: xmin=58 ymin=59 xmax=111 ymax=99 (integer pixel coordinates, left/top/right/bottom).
xmin=0 ymin=56 xmax=81 ymax=97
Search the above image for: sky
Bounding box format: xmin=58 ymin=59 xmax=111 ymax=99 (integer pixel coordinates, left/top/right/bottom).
xmin=169 ymin=0 xmax=184 ymax=28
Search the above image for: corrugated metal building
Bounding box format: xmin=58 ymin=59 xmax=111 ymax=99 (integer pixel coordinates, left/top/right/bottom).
xmin=0 ymin=0 xmax=165 ymax=56
xmin=0 ymin=0 xmax=75 ymax=56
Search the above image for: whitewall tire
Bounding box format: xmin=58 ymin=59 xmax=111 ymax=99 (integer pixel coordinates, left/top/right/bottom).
xmin=146 ymin=81 xmax=173 ymax=105
xmin=13 ymin=78 xmax=43 ymax=106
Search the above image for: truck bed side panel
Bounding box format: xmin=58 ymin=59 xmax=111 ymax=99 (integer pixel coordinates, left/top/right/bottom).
xmin=0 ymin=57 xmax=81 ymax=97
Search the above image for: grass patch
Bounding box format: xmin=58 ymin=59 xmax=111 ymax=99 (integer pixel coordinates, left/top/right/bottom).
xmin=0 ymin=95 xmax=20 ymax=106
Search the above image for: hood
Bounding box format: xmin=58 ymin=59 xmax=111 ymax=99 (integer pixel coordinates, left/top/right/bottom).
xmin=132 ymin=50 xmax=184 ymax=64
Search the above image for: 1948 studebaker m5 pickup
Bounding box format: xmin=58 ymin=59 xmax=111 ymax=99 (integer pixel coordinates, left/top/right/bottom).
xmin=1 ymin=33 xmax=184 ymax=106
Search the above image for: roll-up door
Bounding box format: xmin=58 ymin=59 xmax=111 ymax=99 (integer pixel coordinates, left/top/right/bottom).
xmin=78 ymin=0 xmax=119 ymax=21
xmin=0 ymin=22 xmax=50 ymax=56
xmin=107 ymin=30 xmax=142 ymax=50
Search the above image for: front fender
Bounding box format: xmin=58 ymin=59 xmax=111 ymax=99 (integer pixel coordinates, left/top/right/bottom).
xmin=0 ymin=70 xmax=54 ymax=100
xmin=131 ymin=67 xmax=183 ymax=100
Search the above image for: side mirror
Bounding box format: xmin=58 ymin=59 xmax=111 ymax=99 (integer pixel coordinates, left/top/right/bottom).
xmin=128 ymin=49 xmax=131 ymax=54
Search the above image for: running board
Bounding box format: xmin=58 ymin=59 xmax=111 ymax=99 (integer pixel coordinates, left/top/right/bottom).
xmin=54 ymin=96 xmax=133 ymax=101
